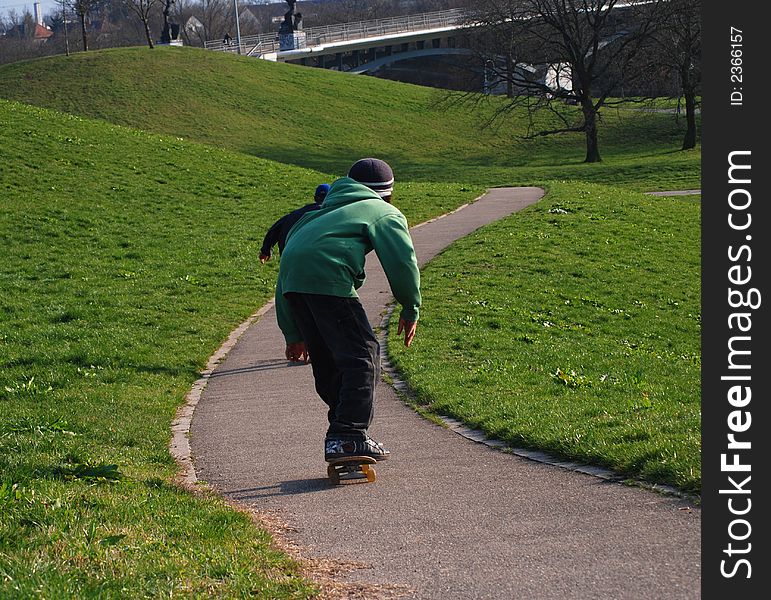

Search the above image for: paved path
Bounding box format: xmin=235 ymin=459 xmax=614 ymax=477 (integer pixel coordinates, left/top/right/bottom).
xmin=189 ymin=187 xmax=700 ymax=599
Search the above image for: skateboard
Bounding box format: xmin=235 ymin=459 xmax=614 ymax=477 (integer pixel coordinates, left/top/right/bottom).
xmin=326 ymin=455 xmax=377 ymax=485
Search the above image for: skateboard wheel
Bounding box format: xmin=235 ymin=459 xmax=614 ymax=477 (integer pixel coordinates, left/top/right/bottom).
xmin=327 ymin=464 xmax=340 ymax=485
xmin=327 ymin=457 xmax=377 ymax=484
xmin=362 ymin=464 xmax=376 ymax=483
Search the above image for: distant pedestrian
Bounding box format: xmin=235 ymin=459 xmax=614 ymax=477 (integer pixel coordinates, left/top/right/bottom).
xmin=259 ymin=183 xmax=330 ymax=263
xmin=223 ymin=32 xmax=232 ymax=45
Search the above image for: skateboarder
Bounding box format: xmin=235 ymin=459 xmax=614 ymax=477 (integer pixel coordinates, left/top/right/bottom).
xmin=274 ymin=158 xmax=420 ymax=461
xmin=259 ymin=183 xmax=330 ymax=263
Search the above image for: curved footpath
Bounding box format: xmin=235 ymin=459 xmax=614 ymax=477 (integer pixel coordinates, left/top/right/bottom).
xmin=187 ymin=187 xmax=700 ymax=599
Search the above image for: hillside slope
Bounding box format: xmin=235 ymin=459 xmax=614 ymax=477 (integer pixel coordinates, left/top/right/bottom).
xmin=0 ymin=47 xmax=699 ymax=188
xmin=0 ymin=98 xmax=333 ymax=597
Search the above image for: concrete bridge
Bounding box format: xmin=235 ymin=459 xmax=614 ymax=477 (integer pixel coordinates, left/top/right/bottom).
xmin=203 ymin=2 xmax=649 ymax=93
xmin=205 ymin=9 xmax=472 ymax=73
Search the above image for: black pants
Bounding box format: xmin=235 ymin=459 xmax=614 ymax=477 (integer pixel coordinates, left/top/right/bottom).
xmin=285 ymin=293 xmax=380 ymax=440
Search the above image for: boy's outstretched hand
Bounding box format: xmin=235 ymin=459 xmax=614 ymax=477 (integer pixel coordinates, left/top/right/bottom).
xmin=285 ymin=342 xmax=309 ymax=363
xmin=397 ymin=318 xmax=417 ymax=347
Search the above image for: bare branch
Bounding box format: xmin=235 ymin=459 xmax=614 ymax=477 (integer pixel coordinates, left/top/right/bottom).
xmin=445 ymin=0 xmax=692 ymax=162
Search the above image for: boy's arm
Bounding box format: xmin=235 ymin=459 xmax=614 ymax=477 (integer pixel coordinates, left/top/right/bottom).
xmin=260 ymin=215 xmax=286 ymax=261
xmin=274 ymin=280 xmax=308 ymax=362
xmin=368 ymin=212 xmax=422 ymax=328
xmin=274 ymin=277 xmax=304 ymax=345
xmin=397 ymin=317 xmax=418 ymax=347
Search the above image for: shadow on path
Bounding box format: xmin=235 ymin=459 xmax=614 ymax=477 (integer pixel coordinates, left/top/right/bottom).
xmin=227 ymin=478 xmax=333 ymax=500
xmin=208 ymin=359 xmax=304 ymax=378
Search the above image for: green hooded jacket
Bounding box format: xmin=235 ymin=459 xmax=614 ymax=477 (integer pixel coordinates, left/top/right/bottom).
xmin=275 ymin=177 xmax=421 ymax=344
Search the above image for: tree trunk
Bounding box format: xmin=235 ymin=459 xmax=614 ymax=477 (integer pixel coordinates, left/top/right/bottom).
xmin=681 ymin=91 xmax=697 ymax=150
xmin=79 ymin=14 xmax=88 ymax=51
xmin=144 ymin=20 xmax=154 ymax=49
xmin=582 ymin=101 xmax=601 ymax=163
xmin=681 ymin=65 xmax=698 ymax=150
xmin=506 ymin=52 xmax=514 ymax=98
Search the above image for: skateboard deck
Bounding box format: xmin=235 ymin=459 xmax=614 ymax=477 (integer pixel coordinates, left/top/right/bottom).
xmin=326 ymin=455 xmax=377 ymax=485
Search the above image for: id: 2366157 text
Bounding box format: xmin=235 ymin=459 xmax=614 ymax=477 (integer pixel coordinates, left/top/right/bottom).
xmin=730 ymin=27 xmax=743 ymax=106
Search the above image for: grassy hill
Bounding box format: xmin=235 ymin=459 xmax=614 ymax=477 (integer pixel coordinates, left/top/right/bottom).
xmin=1 ymin=47 xmax=700 ymax=595
xmin=388 ymin=182 xmax=700 ymax=493
xmin=0 ymin=46 xmax=699 ymax=189
xmin=0 ymin=99 xmax=328 ymax=597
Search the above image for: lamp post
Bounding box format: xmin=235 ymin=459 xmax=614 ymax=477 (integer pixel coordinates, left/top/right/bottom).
xmin=60 ymin=0 xmax=69 ymax=56
xmin=233 ymin=0 xmax=243 ymax=55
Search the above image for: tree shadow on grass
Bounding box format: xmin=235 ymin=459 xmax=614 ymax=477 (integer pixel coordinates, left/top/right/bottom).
xmin=245 ymin=142 xmax=507 ymax=185
xmin=39 ymin=462 xmax=125 ymax=483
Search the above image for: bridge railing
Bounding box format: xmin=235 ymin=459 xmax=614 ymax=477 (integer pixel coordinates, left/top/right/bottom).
xmin=205 ymin=8 xmax=468 ymax=56
xmin=205 ymin=32 xmax=280 ymax=55
xmin=301 ymin=8 xmax=466 ymax=47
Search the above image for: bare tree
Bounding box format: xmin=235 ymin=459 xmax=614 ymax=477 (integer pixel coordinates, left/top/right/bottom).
xmin=170 ymin=0 xmax=199 ymax=45
xmin=122 ymin=0 xmax=162 ymax=47
xmin=0 ymin=9 xmax=36 ymax=64
xmin=311 ymin=0 xmax=470 ymax=24
xmin=187 ymin=0 xmax=233 ymax=45
xmin=459 ymin=0 xmax=666 ymax=163
xmin=56 ymin=0 xmax=72 ymax=55
xmin=312 ymin=0 xmax=397 ymax=26
xmin=67 ymin=0 xmax=101 ymax=51
xmin=646 ymin=0 xmax=701 ymax=150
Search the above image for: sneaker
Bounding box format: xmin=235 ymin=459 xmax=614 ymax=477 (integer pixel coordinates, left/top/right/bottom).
xmin=325 ymin=437 xmax=391 ymax=461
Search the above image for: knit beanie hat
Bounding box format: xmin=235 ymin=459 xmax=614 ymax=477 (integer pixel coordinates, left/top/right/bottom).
xmin=314 ymin=183 xmax=330 ymax=202
xmin=347 ymin=158 xmax=394 ymax=198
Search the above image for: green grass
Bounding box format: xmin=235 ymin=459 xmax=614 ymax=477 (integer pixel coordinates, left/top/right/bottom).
xmin=388 ymin=181 xmax=700 ymax=494
xmin=0 ymin=100 xmax=329 ymax=597
xmin=0 ymin=46 xmax=699 ymax=190
xmin=1 ymin=479 xmax=312 ymax=597
xmin=1 ymin=46 xmax=701 ymax=594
